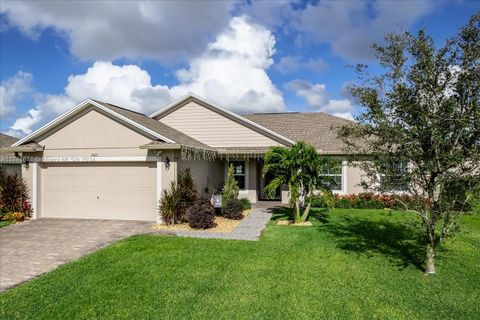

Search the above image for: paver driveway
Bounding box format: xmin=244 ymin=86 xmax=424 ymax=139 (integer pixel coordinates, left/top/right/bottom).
xmin=0 ymin=219 xmax=152 ymax=291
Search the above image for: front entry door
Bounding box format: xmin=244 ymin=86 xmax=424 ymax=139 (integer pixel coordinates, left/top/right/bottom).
xmin=259 ymin=161 xmax=281 ymax=200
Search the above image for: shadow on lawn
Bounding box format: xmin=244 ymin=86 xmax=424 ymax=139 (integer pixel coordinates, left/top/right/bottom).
xmin=323 ymin=215 xmax=425 ymax=271
xmin=271 ymin=207 xmax=329 ymax=223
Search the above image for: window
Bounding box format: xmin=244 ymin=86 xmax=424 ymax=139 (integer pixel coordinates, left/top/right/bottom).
xmin=320 ymin=160 xmax=343 ymax=191
xmin=228 ymin=161 xmax=246 ymax=190
xmin=379 ymin=162 xmax=408 ymax=191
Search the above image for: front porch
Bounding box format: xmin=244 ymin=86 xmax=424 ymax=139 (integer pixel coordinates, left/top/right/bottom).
xmin=175 ymin=155 xmax=287 ymax=204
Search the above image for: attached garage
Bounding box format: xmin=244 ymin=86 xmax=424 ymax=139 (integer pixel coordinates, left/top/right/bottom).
xmin=6 ymin=99 xmax=217 ymax=222
xmin=40 ymin=162 xmax=158 ymax=221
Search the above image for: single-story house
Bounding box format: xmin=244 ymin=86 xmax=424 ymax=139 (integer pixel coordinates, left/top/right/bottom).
xmin=0 ymin=133 xmax=22 ymax=176
xmin=1 ymin=93 xmax=366 ymax=222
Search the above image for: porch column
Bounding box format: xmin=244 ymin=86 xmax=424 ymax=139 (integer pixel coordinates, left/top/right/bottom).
xmin=156 ymin=157 xmax=163 ymax=224
xmin=31 ymin=162 xmax=38 ymax=219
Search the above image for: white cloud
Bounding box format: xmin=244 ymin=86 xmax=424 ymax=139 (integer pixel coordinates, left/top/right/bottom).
xmin=274 ymin=55 xmax=327 ymax=74
xmin=292 ymin=0 xmax=435 ymax=61
xmin=8 ymin=16 xmax=285 ymax=136
xmin=171 ymin=16 xmax=285 ymax=114
xmin=286 ymin=79 xmax=354 ymax=120
xmin=0 ymin=71 xmax=33 ymax=117
xmin=8 ymin=62 xmax=173 ymax=135
xmin=0 ymin=1 xmax=233 ymax=63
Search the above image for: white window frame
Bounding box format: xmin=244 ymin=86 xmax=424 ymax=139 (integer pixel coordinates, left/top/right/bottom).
xmin=321 ymin=159 xmax=346 ymax=194
xmin=376 ymin=161 xmax=409 ymax=194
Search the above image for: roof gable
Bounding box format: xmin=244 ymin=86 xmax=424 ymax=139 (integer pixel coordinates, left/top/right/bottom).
xmin=36 ymin=108 xmax=155 ymax=149
xmin=150 ymin=93 xmax=294 ymax=146
xmin=13 ymin=99 xmax=175 ymax=147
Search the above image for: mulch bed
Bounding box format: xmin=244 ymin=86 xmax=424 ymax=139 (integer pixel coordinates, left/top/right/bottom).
xmin=152 ymin=209 xmax=251 ymax=233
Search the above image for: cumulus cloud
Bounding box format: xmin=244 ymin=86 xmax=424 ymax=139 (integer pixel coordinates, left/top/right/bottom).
xmin=8 ymin=16 xmax=285 ymax=136
xmin=286 ymin=80 xmax=354 ymax=120
xmin=171 ymin=16 xmax=284 ymax=113
xmin=8 ymin=62 xmax=173 ymax=135
xmin=0 ymin=0 xmax=233 ymax=63
xmin=292 ymin=0 xmax=435 ymax=61
xmin=0 ymin=71 xmax=33 ymax=117
xmin=274 ymin=55 xmax=327 ymax=74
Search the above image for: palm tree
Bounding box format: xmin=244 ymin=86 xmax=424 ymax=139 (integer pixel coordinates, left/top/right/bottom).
xmin=263 ymin=142 xmax=335 ymax=223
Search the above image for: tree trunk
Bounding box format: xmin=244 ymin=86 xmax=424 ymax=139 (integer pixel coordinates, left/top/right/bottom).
xmin=425 ymin=223 xmax=436 ymax=274
xmin=294 ymin=201 xmax=301 ymax=223
xmin=425 ymin=243 xmax=436 ymax=274
xmin=301 ymin=202 xmax=312 ymax=222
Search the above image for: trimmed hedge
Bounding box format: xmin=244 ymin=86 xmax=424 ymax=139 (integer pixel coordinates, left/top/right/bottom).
xmin=311 ymin=193 xmax=422 ymax=210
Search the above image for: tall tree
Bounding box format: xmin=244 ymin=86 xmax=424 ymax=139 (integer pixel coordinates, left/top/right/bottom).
xmin=339 ymin=13 xmax=480 ymax=274
xmin=263 ymin=142 xmax=335 ymax=223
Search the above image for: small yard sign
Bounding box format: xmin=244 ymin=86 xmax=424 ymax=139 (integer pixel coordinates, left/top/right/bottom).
xmin=212 ymin=194 xmax=222 ymax=208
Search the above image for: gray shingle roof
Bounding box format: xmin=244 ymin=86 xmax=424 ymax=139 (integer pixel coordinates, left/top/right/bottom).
xmin=244 ymin=112 xmax=353 ymax=154
xmin=93 ymin=100 xmax=212 ymax=150
xmin=0 ymin=133 xmax=20 ymax=162
xmin=0 ymin=133 xmax=18 ymax=148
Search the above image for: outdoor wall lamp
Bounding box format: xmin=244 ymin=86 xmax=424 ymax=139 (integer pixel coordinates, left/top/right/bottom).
xmin=164 ymin=156 xmax=170 ymax=169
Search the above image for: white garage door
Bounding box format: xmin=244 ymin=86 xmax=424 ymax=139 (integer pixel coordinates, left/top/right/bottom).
xmin=41 ymin=162 xmax=157 ymax=221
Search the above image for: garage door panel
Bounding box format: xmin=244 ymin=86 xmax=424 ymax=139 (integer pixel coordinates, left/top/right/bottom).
xmin=41 ymin=162 xmax=157 ymax=221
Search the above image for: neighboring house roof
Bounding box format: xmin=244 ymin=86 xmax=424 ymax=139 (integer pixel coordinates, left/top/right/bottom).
xmin=150 ymin=93 xmax=295 ymax=146
xmin=0 ymin=133 xmax=18 ymax=147
xmin=244 ymin=112 xmax=353 ymax=154
xmin=0 ymin=133 xmax=20 ymax=162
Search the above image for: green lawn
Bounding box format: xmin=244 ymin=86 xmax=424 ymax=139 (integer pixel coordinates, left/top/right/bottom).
xmin=1 ymin=209 xmax=479 ymax=319
xmin=0 ymin=221 xmax=12 ymax=228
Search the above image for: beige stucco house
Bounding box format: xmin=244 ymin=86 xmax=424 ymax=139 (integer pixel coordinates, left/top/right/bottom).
xmin=1 ymin=93 xmax=365 ymax=222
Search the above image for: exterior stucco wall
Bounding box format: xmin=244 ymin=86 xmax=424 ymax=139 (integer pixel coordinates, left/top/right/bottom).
xmin=158 ymin=101 xmax=282 ymax=148
xmin=37 ymin=108 xmax=151 ymax=158
xmin=160 ymin=150 xmax=177 ymax=193
xmin=345 ymin=163 xmax=367 ymax=194
xmin=22 ymin=165 xmax=33 ymax=199
xmin=177 ymin=159 xmax=224 ymax=196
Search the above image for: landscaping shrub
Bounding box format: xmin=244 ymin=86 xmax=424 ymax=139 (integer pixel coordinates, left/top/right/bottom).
xmin=176 ymin=168 xmax=197 ymax=222
xmin=2 ymin=212 xmax=25 ymax=222
xmin=310 ymin=192 xmax=425 ymax=210
xmin=0 ymin=171 xmax=32 ymax=219
xmin=159 ymin=168 xmax=197 ymax=224
xmin=223 ymin=198 xmax=244 ymax=220
xmin=160 ymin=182 xmax=182 ymax=225
xmin=187 ymin=196 xmax=215 ymax=229
xmin=336 ymin=197 xmax=353 ymax=209
xmin=240 ymin=197 xmax=251 ymax=210
xmin=223 ymin=165 xmax=239 ymax=202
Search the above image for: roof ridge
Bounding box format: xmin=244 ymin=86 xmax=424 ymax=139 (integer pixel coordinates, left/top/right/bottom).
xmin=91 ymin=99 xmax=147 ymax=116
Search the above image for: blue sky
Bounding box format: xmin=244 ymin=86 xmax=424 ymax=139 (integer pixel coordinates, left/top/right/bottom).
xmin=0 ymin=0 xmax=478 ymax=137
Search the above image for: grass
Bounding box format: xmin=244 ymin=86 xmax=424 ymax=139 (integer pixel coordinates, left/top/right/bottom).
xmin=1 ymin=208 xmax=479 ymax=319
xmin=0 ymin=221 xmax=12 ymax=228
